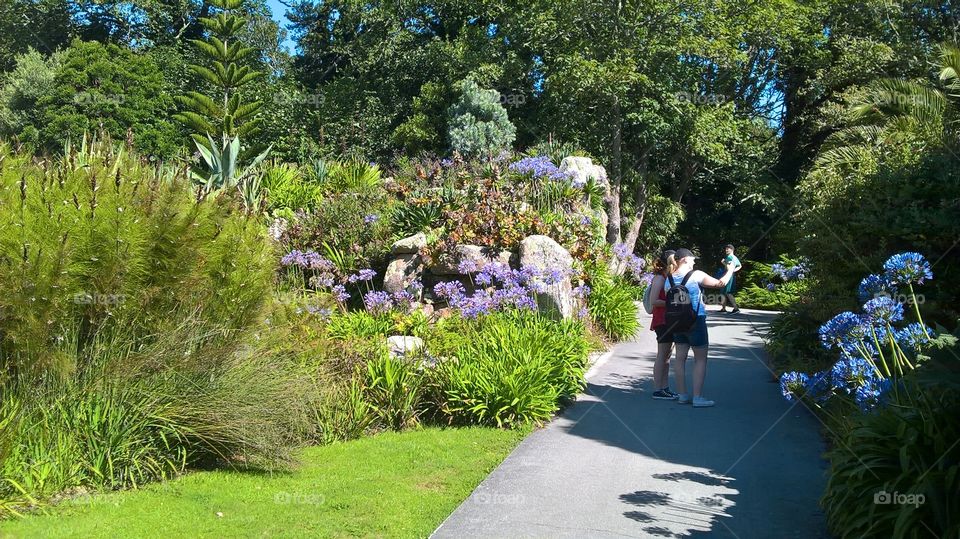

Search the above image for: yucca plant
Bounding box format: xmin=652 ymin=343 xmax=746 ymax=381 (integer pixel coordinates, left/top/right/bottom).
xmin=175 ymin=0 xmax=264 ymax=148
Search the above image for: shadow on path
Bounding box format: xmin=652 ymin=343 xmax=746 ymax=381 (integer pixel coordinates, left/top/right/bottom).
xmin=433 ymin=308 xmax=829 ymax=539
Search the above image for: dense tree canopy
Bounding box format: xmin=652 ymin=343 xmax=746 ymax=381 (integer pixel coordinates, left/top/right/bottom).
xmin=0 ymin=0 xmax=958 ymax=261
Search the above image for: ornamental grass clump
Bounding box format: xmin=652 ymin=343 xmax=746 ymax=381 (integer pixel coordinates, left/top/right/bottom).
xmin=0 ymin=141 xmax=309 ymax=518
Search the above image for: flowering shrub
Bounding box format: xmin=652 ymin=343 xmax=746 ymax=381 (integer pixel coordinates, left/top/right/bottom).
xmin=778 ymin=252 xmax=951 ymax=412
xmin=434 ymin=262 xmax=572 ymax=318
xmin=736 ymin=255 xmax=811 ymax=310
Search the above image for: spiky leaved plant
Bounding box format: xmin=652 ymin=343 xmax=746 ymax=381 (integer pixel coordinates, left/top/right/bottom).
xmin=174 ymin=0 xmax=264 ymax=148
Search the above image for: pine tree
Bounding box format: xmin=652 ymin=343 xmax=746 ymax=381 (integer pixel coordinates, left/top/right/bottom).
xmin=447 ymin=79 xmax=516 ymax=159
xmin=175 ymin=0 xmax=263 ymax=147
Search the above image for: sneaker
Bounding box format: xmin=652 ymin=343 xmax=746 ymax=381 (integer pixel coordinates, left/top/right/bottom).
xmin=730 ymin=309 xmax=741 ymax=314
xmin=693 ymin=396 xmax=715 ymax=408
xmin=664 ymin=388 xmax=680 ymax=399
xmin=652 ymin=389 xmax=678 ymax=400
xmin=676 ymin=394 xmax=691 ymax=404
xmin=718 ymin=308 xmax=727 ymax=313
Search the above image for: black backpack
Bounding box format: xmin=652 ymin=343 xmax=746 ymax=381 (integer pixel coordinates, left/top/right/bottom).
xmin=664 ymin=272 xmax=699 ymax=332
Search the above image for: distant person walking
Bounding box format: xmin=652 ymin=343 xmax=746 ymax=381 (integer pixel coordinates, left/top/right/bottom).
xmin=647 ymin=250 xmax=679 ymax=400
xmin=718 ymin=244 xmax=742 ymax=314
xmin=668 ymin=248 xmax=734 ymax=408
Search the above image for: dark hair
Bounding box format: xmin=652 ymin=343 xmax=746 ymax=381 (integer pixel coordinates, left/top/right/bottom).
xmin=652 ymin=250 xmax=677 ymax=275
xmin=724 ymin=244 xmax=735 ymax=251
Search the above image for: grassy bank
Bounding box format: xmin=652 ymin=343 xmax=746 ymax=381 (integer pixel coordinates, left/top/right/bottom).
xmin=0 ymin=427 xmax=526 ymax=538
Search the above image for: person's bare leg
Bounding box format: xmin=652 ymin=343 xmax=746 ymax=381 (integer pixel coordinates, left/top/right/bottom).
xmin=653 ymin=341 xmax=673 ymax=389
xmin=674 ymin=343 xmax=690 ymax=395
xmin=726 ymin=293 xmax=739 ymax=311
xmin=692 ymin=345 xmax=709 ymax=397
xmin=718 ymin=293 xmax=727 ymax=310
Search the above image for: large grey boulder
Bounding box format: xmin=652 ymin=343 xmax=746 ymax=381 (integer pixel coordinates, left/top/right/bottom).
xmin=391 ymin=233 xmax=427 ymax=255
xmin=431 ymin=244 xmax=514 ymax=275
xmin=560 ymin=156 xmax=609 ymax=194
xmin=383 ymin=254 xmax=424 ymax=295
xmin=519 ymin=235 xmax=575 ymax=319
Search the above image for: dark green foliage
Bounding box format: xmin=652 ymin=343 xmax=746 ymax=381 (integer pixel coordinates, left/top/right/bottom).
xmin=822 ymin=373 xmax=960 ymax=538
xmin=1 ymin=41 xmax=180 ymax=157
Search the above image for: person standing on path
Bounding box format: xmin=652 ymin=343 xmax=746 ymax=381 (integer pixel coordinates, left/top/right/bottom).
xmin=670 ymin=248 xmax=734 ymax=408
xmin=648 ymin=250 xmax=679 ymax=400
xmin=718 ymin=244 xmax=743 ymax=314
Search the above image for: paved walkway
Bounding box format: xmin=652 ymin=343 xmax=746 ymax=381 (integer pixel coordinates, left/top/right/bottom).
xmin=433 ymin=307 xmax=829 ymax=538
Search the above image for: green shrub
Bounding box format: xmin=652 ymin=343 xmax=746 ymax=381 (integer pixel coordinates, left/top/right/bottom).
xmin=586 ymin=265 xmax=640 ymax=341
xmin=363 ymin=353 xmax=424 ymax=431
xmin=822 ymin=377 xmax=960 ymax=538
xmin=309 ymin=380 xmax=374 ymax=445
xmin=327 ymin=312 xmax=394 ymax=340
xmin=736 ymin=256 xmax=811 ymax=310
xmin=428 ymin=311 xmax=589 ymax=427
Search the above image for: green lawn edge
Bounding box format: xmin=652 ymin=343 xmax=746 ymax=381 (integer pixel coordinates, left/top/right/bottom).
xmin=0 ymin=426 xmax=529 ymax=539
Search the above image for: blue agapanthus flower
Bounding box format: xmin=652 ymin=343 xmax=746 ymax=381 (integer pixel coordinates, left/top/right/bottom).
xmin=862 ymin=296 xmax=904 ymax=324
xmin=508 ymin=156 xmax=572 ymax=182
xmin=804 ymin=370 xmax=833 ymax=403
xmin=819 ymin=312 xmax=867 ymax=350
xmin=883 ymin=252 xmax=933 ymax=285
xmin=895 ymin=323 xmax=935 ymax=352
xmin=780 ymin=371 xmax=809 ymax=401
xmin=858 ymin=274 xmax=898 ymax=303
xmin=830 ymin=357 xmax=878 ymax=394
xmin=363 ymin=290 xmax=393 ymax=314
xmin=854 ymin=377 xmax=892 ymax=412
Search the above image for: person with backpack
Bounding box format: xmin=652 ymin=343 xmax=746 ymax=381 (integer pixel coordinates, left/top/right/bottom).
xmin=644 ymin=250 xmax=679 ymax=400
xmin=665 ymin=248 xmax=735 ymax=408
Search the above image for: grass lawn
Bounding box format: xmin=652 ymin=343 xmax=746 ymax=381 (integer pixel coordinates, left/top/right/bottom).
xmin=0 ymin=427 xmax=528 ymax=539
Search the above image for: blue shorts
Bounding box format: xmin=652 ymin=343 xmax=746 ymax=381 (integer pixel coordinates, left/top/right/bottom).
xmin=672 ymin=316 xmax=709 ymax=347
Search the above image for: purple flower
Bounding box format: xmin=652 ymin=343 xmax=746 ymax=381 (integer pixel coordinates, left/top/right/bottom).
xmin=347 ymin=269 xmax=376 ymax=283
xmin=766 ymin=283 xmax=777 ymax=291
xmin=613 ymin=243 xmax=630 ymax=259
xmin=579 ymin=214 xmax=592 ymax=225
xmin=281 ymin=249 xmax=307 ymax=267
xmin=458 ymin=258 xmax=480 ymax=274
xmin=460 ymin=291 xmax=493 ymax=318
xmin=363 ymin=290 xmax=393 ymax=314
xmin=392 ymin=289 xmax=416 ymax=308
xmin=508 ymin=156 xmax=572 ymax=182
xmin=434 ymin=281 xmax=466 ymax=305
xmin=331 ymin=284 xmax=350 ymax=303
xmin=573 ymin=284 xmax=591 ymax=298
xmin=309 ymin=273 xmax=335 ymax=289
xmin=363 ymin=214 xmax=379 ymax=224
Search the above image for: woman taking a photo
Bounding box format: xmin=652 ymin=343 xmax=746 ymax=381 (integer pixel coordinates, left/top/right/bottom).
xmin=669 ymin=248 xmax=735 ymax=408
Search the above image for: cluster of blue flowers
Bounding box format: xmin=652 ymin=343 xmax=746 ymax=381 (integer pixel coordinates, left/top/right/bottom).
xmin=281 ymin=249 xmax=336 ymax=271
xmin=612 ymin=243 xmax=646 ymax=282
xmin=435 ymin=261 xmax=574 ymax=318
xmin=508 ymin=156 xmax=578 ymax=185
xmin=766 ymin=258 xmax=809 ymax=291
xmin=780 ymin=252 xmax=935 ymax=412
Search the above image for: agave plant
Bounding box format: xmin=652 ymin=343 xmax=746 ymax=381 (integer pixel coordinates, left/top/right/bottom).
xmin=192 ymin=135 xmax=271 ymax=206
